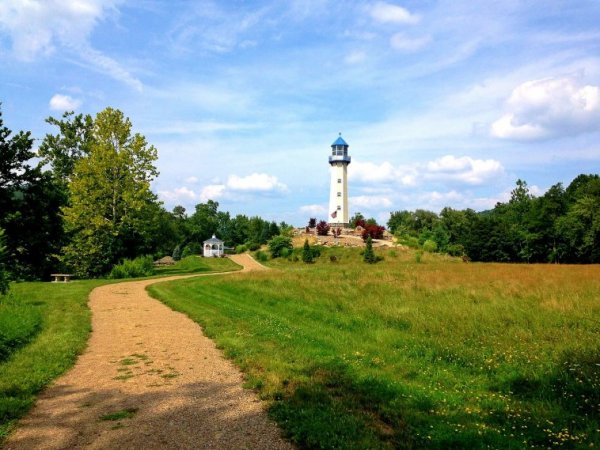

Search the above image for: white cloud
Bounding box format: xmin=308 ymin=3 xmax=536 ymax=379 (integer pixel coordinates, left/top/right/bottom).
xmin=0 ymin=0 xmax=142 ymax=90
xmin=491 ymin=76 xmax=600 ymax=140
xmin=49 ymin=94 xmax=81 ymax=111
xmin=196 ymin=172 xmax=287 ymax=202
xmin=350 ymin=195 xmax=393 ymax=209
xmin=226 ymin=173 xmax=287 ymax=192
xmin=199 ymin=184 xmax=226 ymax=202
xmin=299 ymin=204 xmax=326 ymax=215
xmin=350 ymin=156 xmax=503 ymax=188
xmin=425 ymin=155 xmax=504 ymax=185
xmin=185 ymin=176 xmax=199 ymax=184
xmin=390 ymin=33 xmax=431 ymax=52
xmin=369 ymin=2 xmax=419 ymax=25
xmin=158 ymin=186 xmax=198 ymax=203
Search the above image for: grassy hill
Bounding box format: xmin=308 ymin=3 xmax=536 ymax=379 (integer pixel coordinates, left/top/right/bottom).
xmin=148 ymin=247 xmax=600 ymax=449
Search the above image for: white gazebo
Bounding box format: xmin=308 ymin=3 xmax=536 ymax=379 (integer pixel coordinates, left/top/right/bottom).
xmin=203 ymin=235 xmax=224 ymax=257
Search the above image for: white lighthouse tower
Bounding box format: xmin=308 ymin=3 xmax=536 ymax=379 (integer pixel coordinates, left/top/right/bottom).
xmin=328 ymin=134 xmax=351 ymax=227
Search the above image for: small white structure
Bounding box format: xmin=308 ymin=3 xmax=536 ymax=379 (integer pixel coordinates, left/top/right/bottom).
xmin=203 ymin=235 xmax=224 ymax=257
xmin=328 ymin=134 xmax=351 ymax=227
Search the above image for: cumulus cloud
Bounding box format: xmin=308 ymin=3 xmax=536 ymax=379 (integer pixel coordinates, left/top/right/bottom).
xmin=390 ymin=33 xmax=430 ymax=52
xmin=369 ymin=2 xmax=419 ymax=24
xmin=226 ymin=173 xmax=287 ymax=192
xmin=197 ymin=173 xmax=287 ymax=202
xmin=425 ymin=155 xmax=504 ymax=185
xmin=49 ymin=94 xmax=81 ymax=111
xmin=350 ymin=156 xmax=503 ymax=188
xmin=491 ymin=76 xmax=600 ymax=140
xmin=0 ymin=0 xmax=142 ymax=90
xmin=350 ymin=195 xmax=393 ymax=209
xmin=344 ymin=50 xmax=367 ymax=65
xmin=158 ymin=186 xmax=198 ymax=203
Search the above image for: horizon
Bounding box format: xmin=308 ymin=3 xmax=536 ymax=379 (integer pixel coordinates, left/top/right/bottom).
xmin=1 ymin=0 xmax=599 ymax=226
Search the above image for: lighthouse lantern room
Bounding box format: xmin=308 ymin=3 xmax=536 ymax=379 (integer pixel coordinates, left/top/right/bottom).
xmin=328 ymin=134 xmax=351 ymax=227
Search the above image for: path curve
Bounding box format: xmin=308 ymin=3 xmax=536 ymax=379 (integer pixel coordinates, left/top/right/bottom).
xmin=5 ymin=254 xmax=291 ymax=450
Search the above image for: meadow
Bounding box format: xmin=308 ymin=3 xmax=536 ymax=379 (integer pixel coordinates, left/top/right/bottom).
xmin=0 ymin=256 xmax=239 ymax=443
xmin=148 ymin=248 xmax=600 ymax=449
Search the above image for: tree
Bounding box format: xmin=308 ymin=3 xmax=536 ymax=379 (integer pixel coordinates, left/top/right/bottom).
xmin=363 ymin=236 xmax=376 ymax=263
xmin=0 ymin=227 xmax=9 ymax=295
xmin=38 ymin=111 xmax=94 ymax=186
xmin=302 ymin=239 xmax=314 ymax=263
xmin=349 ymin=212 xmax=365 ymax=228
xmin=61 ymin=107 xmax=159 ymax=277
xmin=316 ymin=220 xmax=330 ymax=236
xmin=268 ymin=235 xmax=293 ymax=258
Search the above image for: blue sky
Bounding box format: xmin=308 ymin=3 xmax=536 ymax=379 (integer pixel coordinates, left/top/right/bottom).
xmin=1 ymin=0 xmax=599 ymax=225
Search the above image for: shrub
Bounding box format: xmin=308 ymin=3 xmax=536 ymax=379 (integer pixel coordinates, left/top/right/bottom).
xmin=362 ymin=224 xmax=385 ymax=240
xmin=446 ymin=244 xmax=465 ymax=257
xmin=236 ymin=244 xmax=247 ymax=254
xmin=268 ymin=236 xmax=293 ymax=258
xmin=109 ymin=256 xmax=154 ymax=279
xmin=316 ymin=220 xmax=330 ymax=236
xmin=415 ymin=250 xmax=423 ymax=263
xmin=311 ymin=246 xmax=322 ymax=258
xmin=280 ymin=247 xmax=291 ymax=258
xmin=182 ymin=242 xmax=202 ymax=257
xmin=255 ymin=250 xmax=268 ymax=262
xmin=423 ymin=239 xmax=438 ymax=253
xmin=302 ymin=239 xmax=314 ymax=263
xmin=172 ymin=244 xmax=182 ymax=261
xmin=247 ymin=242 xmax=261 ymax=251
xmin=308 ymin=218 xmax=317 ymax=228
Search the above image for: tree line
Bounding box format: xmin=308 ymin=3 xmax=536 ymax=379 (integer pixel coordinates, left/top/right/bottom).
xmin=387 ymin=176 xmax=600 ymax=263
xmin=0 ymin=105 xmax=286 ymax=283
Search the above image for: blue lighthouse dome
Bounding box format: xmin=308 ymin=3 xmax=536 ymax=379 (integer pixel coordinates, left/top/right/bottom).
xmin=332 ymin=135 xmax=348 ymax=147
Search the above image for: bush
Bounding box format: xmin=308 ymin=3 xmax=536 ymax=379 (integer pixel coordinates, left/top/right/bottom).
xmin=236 ymin=244 xmax=247 ymax=254
xmin=423 ymin=240 xmax=438 ymax=253
xmin=182 ymin=242 xmax=202 ymax=257
xmin=415 ymin=250 xmax=423 ymax=263
xmin=109 ymin=256 xmax=155 ymax=279
xmin=247 ymin=242 xmax=261 ymax=251
xmin=364 ymin=237 xmax=376 ymax=263
xmin=362 ymin=224 xmax=385 ymax=240
xmin=308 ymin=218 xmax=317 ymax=228
xmin=172 ymin=244 xmax=182 ymax=261
xmin=280 ymin=247 xmax=291 ymax=258
xmin=268 ymin=236 xmax=293 ymax=258
xmin=397 ymin=234 xmax=420 ymax=248
xmin=446 ymin=244 xmax=465 ymax=257
xmin=311 ymin=246 xmax=322 ymax=258
xmin=255 ymin=250 xmax=268 ymax=262
xmin=316 ymin=220 xmax=330 ymax=236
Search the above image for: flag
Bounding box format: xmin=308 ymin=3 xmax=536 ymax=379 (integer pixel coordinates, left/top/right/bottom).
xmin=331 ymin=210 xmax=337 ymax=218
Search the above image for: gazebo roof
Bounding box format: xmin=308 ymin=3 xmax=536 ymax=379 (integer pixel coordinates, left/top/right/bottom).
xmin=203 ymin=234 xmax=223 ymax=244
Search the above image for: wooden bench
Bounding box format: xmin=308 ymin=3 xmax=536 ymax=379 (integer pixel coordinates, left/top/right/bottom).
xmin=50 ymin=273 xmax=73 ymax=283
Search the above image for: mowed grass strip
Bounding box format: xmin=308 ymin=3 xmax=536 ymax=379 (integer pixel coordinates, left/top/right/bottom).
xmin=0 ymin=256 xmax=240 ymax=444
xmin=148 ymin=248 xmax=600 ymax=449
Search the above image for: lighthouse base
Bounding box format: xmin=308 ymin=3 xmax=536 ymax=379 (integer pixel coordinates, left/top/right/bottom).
xmin=328 ymin=222 xmax=349 ymax=228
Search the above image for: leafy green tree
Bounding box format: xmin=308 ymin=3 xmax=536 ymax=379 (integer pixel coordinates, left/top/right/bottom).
xmin=302 ymin=239 xmax=314 ymax=263
xmin=61 ymin=107 xmax=159 ymax=277
xmin=268 ymin=235 xmax=293 ymax=258
xmin=38 ymin=111 xmax=94 ymax=186
xmin=349 ymin=212 xmax=365 ymax=228
xmin=363 ymin=236 xmax=376 ymax=263
xmin=189 ymin=200 xmax=220 ymax=244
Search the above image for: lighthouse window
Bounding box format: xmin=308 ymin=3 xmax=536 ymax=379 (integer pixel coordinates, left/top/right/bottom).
xmin=337 ymin=205 xmax=341 ymax=210
xmin=337 ymin=192 xmax=341 ymax=197
xmin=337 ymin=178 xmax=341 ymax=183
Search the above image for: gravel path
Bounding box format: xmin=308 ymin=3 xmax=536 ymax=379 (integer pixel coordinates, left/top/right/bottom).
xmin=5 ymin=254 xmax=291 ymax=449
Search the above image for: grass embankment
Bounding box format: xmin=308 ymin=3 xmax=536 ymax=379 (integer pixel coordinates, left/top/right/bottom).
xmin=148 ymin=248 xmax=600 ymax=449
xmin=0 ymin=256 xmax=239 ymax=444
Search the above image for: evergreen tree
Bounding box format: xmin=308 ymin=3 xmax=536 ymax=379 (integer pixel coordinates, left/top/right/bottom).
xmin=302 ymin=239 xmax=314 ymax=263
xmin=363 ymin=236 xmax=376 ymax=263
xmin=0 ymin=228 xmax=9 ymax=295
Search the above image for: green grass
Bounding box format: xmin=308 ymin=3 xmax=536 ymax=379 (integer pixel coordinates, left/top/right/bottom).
xmin=0 ymin=256 xmax=240 ymax=444
xmin=99 ymin=408 xmax=138 ymax=421
xmin=148 ymin=247 xmax=600 ymax=449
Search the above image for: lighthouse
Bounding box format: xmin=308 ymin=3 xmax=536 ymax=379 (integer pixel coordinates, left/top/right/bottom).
xmin=328 ymin=133 xmax=351 ymax=227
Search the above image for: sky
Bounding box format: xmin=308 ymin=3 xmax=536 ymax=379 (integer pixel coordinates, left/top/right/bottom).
xmin=1 ymin=0 xmax=599 ymax=226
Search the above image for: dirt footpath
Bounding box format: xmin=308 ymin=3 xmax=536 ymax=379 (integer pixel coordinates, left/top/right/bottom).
xmin=5 ymin=254 xmax=291 ymax=449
